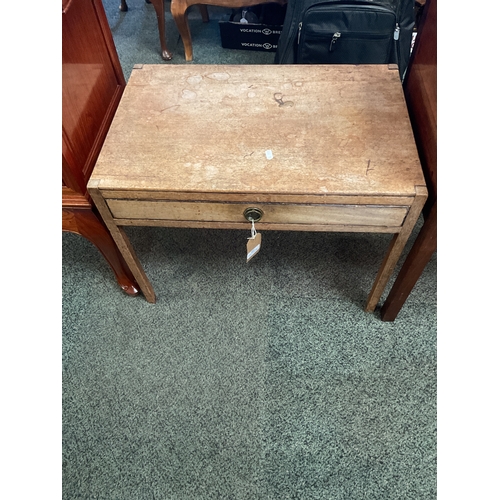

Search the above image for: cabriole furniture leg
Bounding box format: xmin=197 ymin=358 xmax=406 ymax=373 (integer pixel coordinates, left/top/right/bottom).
xmin=63 ymin=206 xmax=140 ymax=296
xmin=119 ymin=0 xmax=172 ymax=60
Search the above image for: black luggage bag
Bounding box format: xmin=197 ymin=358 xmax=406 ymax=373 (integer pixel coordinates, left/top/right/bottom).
xmin=274 ymin=0 xmax=415 ymax=80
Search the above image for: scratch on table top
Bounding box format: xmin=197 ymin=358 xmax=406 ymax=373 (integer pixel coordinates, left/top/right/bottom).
xmin=366 ymin=159 xmax=374 ymax=175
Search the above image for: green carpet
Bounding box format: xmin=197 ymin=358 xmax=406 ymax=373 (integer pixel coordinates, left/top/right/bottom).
xmin=62 ymin=2 xmax=437 ymax=498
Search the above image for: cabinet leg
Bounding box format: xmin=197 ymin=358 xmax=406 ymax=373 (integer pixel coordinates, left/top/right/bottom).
xmin=63 ymin=208 xmax=140 ymax=296
xmin=380 ymin=202 xmax=437 ymax=321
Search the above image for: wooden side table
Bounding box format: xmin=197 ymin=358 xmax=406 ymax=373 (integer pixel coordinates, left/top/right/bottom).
xmin=171 ymin=0 xmax=286 ymax=61
xmin=88 ymin=64 xmax=427 ymax=310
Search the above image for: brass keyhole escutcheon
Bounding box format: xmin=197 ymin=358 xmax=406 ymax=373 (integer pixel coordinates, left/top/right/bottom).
xmin=243 ymin=207 xmax=263 ymax=222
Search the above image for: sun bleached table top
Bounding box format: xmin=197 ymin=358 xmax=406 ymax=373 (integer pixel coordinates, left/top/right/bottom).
xmin=92 ymin=64 xmax=424 ymax=200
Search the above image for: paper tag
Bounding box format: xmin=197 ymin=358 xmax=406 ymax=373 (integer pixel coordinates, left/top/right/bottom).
xmin=246 ymin=233 xmax=262 ymax=262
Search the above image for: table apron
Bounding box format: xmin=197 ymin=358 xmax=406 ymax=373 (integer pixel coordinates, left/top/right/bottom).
xmin=113 ymin=218 xmax=403 ymax=233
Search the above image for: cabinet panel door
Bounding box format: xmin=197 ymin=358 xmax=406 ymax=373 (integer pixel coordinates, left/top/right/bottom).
xmin=62 ymin=0 xmax=125 ymax=193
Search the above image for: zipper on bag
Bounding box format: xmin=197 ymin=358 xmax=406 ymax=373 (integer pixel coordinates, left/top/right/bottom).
xmin=301 ymin=30 xmax=394 ymax=51
xmin=329 ymin=32 xmax=341 ymax=51
xmin=300 ymin=29 xmax=393 ymax=43
xmin=394 ymin=23 xmax=400 ymax=40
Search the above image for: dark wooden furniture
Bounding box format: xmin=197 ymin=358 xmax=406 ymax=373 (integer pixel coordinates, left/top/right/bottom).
xmin=88 ymin=64 xmax=426 ymax=308
xmin=62 ymin=0 xmax=139 ymax=296
xmin=380 ymin=0 xmax=436 ymax=321
xmin=119 ymin=0 xmax=209 ymax=61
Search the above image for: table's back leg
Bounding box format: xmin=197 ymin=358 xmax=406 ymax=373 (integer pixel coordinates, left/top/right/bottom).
xmin=88 ymin=182 xmax=157 ymax=303
xmin=365 ymin=185 xmax=428 ymax=313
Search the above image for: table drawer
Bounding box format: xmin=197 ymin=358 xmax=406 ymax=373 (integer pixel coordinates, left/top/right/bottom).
xmin=107 ymin=199 xmax=409 ymax=227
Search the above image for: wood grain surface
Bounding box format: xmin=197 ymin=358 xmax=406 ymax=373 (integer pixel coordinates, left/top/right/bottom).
xmin=92 ymin=65 xmax=425 ymax=199
xmin=106 ymin=199 xmax=409 ymax=227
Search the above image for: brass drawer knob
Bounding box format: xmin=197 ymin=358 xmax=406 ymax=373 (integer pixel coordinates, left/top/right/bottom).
xmin=243 ymin=207 xmax=263 ymax=222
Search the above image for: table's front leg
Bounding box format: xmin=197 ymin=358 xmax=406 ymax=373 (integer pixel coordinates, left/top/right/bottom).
xmin=88 ymin=181 xmax=157 ymax=303
xmin=365 ymin=185 xmax=428 ymax=313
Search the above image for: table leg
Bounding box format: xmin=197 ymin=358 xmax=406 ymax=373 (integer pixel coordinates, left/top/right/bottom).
xmin=365 ymin=185 xmax=427 ymax=313
xmin=114 ymin=226 xmax=157 ymax=303
xmin=88 ymin=183 xmax=157 ymax=303
xmin=149 ymin=0 xmax=173 ymax=61
xmin=380 ymin=202 xmax=437 ymax=321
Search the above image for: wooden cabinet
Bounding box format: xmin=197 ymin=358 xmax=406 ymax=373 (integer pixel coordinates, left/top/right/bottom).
xmin=62 ymin=0 xmax=139 ymax=295
xmin=380 ymin=0 xmax=436 ymax=320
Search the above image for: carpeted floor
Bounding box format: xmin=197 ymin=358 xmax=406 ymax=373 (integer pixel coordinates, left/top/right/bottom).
xmin=62 ymin=1 xmax=437 ymax=498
